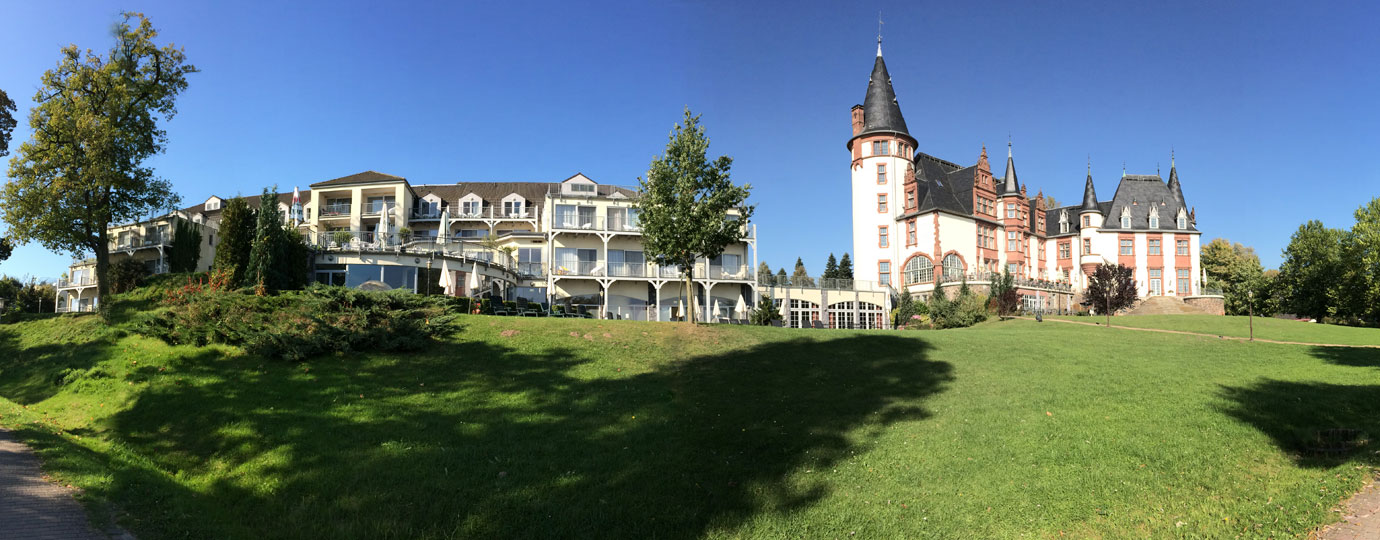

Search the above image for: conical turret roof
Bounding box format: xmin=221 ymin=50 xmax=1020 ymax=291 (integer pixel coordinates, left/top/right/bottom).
xmin=1000 ymin=142 xmax=1020 ymax=196
xmin=857 ymin=53 xmax=909 ymax=139
xmin=1166 ymin=158 xmax=1186 ymax=208
xmin=1080 ymin=167 xmax=1101 ymax=214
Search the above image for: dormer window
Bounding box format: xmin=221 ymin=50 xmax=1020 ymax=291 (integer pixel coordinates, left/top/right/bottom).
xmin=1177 ymin=208 xmax=1188 ymax=229
xmin=1148 ymin=207 xmax=1160 ymax=229
xmin=1120 ymin=207 xmax=1132 ymax=228
xmin=1059 ymin=210 xmax=1069 ymax=233
xmin=205 ymin=199 xmax=221 ymax=211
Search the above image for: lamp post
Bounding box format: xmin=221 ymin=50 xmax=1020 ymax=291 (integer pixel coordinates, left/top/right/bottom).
xmin=1248 ymin=289 xmax=1254 ymax=342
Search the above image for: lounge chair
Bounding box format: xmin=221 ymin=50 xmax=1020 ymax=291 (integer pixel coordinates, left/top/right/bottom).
xmin=810 ymin=320 xmax=826 ymax=329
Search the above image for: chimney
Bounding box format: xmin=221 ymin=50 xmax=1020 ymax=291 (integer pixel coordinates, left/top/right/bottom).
xmin=851 ymin=105 xmax=864 ymax=136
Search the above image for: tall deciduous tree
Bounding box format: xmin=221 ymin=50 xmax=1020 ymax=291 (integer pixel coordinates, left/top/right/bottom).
xmin=1277 ymin=220 xmax=1345 ymax=321
xmin=1200 ymin=237 xmax=1267 ymax=315
xmin=0 ymin=88 xmax=16 ymax=156
xmin=2 ymin=13 xmax=195 ymax=310
xmin=1085 ymin=263 xmax=1137 ymax=326
xmin=637 ymin=109 xmax=753 ymax=323
xmin=212 ymin=197 xmax=255 ymax=286
xmin=838 ymin=253 xmax=853 ymax=280
xmin=991 ymin=269 xmax=1018 ymax=317
xmin=1341 ymin=198 xmax=1380 ymax=324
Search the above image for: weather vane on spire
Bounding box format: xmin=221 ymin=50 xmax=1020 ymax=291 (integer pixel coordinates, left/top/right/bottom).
xmin=877 ymin=11 xmax=884 ymax=56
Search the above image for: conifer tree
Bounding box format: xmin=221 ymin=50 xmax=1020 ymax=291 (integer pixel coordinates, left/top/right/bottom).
xmin=838 ymin=253 xmax=854 ymax=280
xmin=791 ymin=257 xmax=815 ymax=287
xmin=212 ymin=197 xmax=255 ymax=286
xmin=823 ymin=253 xmax=838 ymax=280
xmin=168 ymin=218 xmax=202 ymax=273
xmin=776 ymin=268 xmax=789 ymax=286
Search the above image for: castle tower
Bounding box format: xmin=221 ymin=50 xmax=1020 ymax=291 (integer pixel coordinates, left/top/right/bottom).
xmin=848 ymin=40 xmax=916 ymax=287
xmin=1077 ymin=165 xmax=1103 ymax=281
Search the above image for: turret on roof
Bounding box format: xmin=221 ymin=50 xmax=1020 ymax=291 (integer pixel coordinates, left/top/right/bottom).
xmin=1000 ymin=142 xmax=1020 ymax=196
xmin=856 ymin=51 xmax=910 ymax=140
xmin=1166 ymin=155 xmax=1186 ymax=208
xmin=1080 ymin=164 xmax=1101 ymax=214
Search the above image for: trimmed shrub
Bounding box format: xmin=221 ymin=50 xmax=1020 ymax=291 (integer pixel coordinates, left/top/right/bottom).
xmin=137 ymin=285 xmax=461 ymax=361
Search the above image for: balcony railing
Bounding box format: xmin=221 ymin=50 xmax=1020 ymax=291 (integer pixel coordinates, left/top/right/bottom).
xmin=112 ymin=235 xmax=170 ymax=251
xmin=517 ymin=262 xmax=545 ymax=278
xmin=547 ymin=184 xmax=640 ymax=199
xmin=553 ymin=215 xmax=604 ymax=231
xmin=551 ymin=260 xmax=604 ymax=277
xmin=707 ymin=265 xmax=751 ymax=280
xmin=320 ymin=203 xmax=352 ymax=217
xmin=57 ymin=275 xmax=98 ymax=288
xmin=448 ymin=207 xmax=538 ymax=220
xmin=608 ymin=261 xmax=649 ymax=278
xmin=310 ymin=230 xmax=517 ymax=270
xmin=56 ymin=303 xmax=97 ymax=313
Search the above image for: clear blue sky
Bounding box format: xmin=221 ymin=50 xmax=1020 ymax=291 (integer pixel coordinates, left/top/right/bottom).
xmin=3 ymin=0 xmax=1377 ymax=279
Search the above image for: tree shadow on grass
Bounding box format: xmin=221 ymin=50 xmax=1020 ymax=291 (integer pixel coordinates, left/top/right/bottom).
xmin=0 ymin=315 xmax=117 ymax=404
xmin=1308 ymin=346 xmax=1380 ymax=370
xmin=1217 ymin=379 xmax=1380 ymax=469
xmin=106 ymin=332 xmax=951 ymax=539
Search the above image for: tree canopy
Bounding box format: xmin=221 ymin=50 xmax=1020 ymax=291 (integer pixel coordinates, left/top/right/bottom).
xmin=1 ymin=12 xmax=195 ymax=309
xmin=0 ymin=88 xmax=16 ymax=157
xmin=1277 ymin=221 xmax=1345 ymax=321
xmin=1201 ymin=238 xmax=1270 ymax=316
xmin=1085 ymin=263 xmax=1137 ymax=326
xmin=636 ymin=108 xmax=753 ymax=323
xmin=212 ymin=197 xmax=255 ymax=286
xmin=838 ymin=253 xmax=853 ymax=280
xmin=791 ymin=257 xmax=815 ymax=287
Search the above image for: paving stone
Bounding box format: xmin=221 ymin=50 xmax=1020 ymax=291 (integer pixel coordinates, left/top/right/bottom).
xmin=0 ymin=427 xmax=107 ymax=540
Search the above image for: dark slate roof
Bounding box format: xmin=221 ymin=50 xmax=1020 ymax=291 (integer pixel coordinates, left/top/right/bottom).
xmin=1044 ymin=205 xmax=1083 ymax=238
xmin=414 ymin=182 xmax=554 ymax=211
xmin=1166 ymin=164 xmax=1186 ymax=208
xmin=1101 ymin=174 xmax=1197 ymax=232
xmin=856 ymin=54 xmax=910 ymax=140
xmin=999 ymin=145 xmax=1020 ymax=196
xmin=1079 ymin=171 xmax=1101 ymax=214
xmin=896 ymin=153 xmax=972 ymax=219
xmin=309 ymin=170 xmax=407 ymax=188
xmin=181 ymin=191 xmax=303 ymax=217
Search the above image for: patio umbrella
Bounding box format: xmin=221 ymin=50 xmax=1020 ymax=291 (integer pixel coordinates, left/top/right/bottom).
xmin=291 ymin=186 xmax=301 ymax=225
xmin=378 ymin=201 xmax=390 ymax=247
xmin=677 ymin=299 xmax=684 ymax=320
xmin=469 ymin=262 xmax=482 ymax=296
xmin=735 ymin=294 xmax=747 ymax=317
xmin=713 ymin=299 xmax=722 ymax=320
xmin=439 ymin=257 xmax=454 ymax=296
xmin=438 ymin=208 xmax=450 ymax=247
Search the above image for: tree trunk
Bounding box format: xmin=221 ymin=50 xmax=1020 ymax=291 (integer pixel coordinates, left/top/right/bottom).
xmin=684 ymin=266 xmax=695 ymax=324
xmin=94 ymin=229 xmax=110 ymax=315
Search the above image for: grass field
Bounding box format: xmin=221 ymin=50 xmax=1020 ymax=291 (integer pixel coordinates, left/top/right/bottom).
xmin=2 ymin=297 xmax=1379 ymax=539
xmin=1049 ymin=314 xmax=1380 ymax=347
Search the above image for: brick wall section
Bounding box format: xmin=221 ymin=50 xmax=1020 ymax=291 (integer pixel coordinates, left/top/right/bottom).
xmin=1183 ymin=296 xmax=1225 ymax=316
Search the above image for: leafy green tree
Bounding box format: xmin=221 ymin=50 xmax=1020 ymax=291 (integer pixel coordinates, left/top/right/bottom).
xmin=212 ymin=197 xmax=255 ymax=286
xmin=1085 ymin=263 xmax=1138 ymax=326
xmin=1277 ymin=221 xmax=1345 ymax=321
xmin=991 ymin=269 xmax=1018 ymax=317
xmin=0 ymin=237 xmax=11 ymax=262
xmin=775 ymin=268 xmax=789 ymax=286
xmin=636 ymin=108 xmax=753 ymax=323
xmin=108 ymin=258 xmax=148 ymax=294
xmin=0 ymin=88 xmax=16 ymax=156
xmin=823 ymin=253 xmax=838 ymax=280
xmin=791 ymin=257 xmax=815 ymax=287
xmin=1201 ymin=238 xmax=1267 ymax=315
xmin=1340 ymin=197 xmax=1380 ymax=325
xmin=838 ymin=253 xmax=853 ymax=280
xmin=1 ymin=13 xmax=195 ymax=310
xmin=167 ymin=218 xmax=202 ymax=273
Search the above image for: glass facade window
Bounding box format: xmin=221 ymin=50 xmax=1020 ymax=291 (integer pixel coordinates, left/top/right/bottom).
xmin=1177 ymin=240 xmax=1189 ymax=255
xmin=904 ymin=257 xmax=933 ymax=284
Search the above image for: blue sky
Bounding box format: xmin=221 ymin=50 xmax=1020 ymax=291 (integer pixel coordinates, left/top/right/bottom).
xmin=2 ymin=0 xmax=1377 ymax=279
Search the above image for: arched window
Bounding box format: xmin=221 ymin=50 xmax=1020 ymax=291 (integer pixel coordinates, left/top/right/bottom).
xmin=942 ymin=254 xmax=964 ymax=280
xmin=904 ymin=256 xmax=933 ymax=284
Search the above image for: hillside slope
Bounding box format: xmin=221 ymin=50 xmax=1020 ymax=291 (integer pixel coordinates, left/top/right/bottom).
xmin=2 ymin=297 xmax=1378 ymax=539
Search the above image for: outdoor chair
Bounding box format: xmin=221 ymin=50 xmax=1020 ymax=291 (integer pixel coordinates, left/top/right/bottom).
xmin=770 ymin=320 xmax=784 ymax=327
xmin=810 ymin=320 xmax=826 ymax=329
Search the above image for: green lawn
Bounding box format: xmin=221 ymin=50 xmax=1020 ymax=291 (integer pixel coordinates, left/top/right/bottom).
xmin=1 ymin=303 xmax=1378 ymax=539
xmin=1050 ymin=314 xmax=1380 ymax=347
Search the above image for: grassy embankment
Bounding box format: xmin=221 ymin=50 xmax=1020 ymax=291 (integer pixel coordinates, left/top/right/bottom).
xmin=1 ymin=287 xmax=1378 ymax=539
xmin=1049 ymin=314 xmax=1380 ymax=346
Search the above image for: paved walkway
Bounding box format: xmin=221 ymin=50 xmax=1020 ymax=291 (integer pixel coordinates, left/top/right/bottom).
xmin=0 ymin=427 xmax=107 ymax=540
xmin=1018 ymin=316 xmax=1380 ymax=349
xmin=1318 ymin=476 xmax=1380 ymax=540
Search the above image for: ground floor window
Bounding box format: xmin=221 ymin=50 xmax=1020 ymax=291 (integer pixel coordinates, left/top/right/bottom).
xmin=343 ymin=264 xmax=417 ymax=291
xmin=1177 ymin=268 xmax=1191 ymax=294
xmin=314 ymin=264 xmax=347 ymax=287
xmin=827 ymin=301 xmax=885 ymax=329
xmin=787 ymin=299 xmax=820 ymax=328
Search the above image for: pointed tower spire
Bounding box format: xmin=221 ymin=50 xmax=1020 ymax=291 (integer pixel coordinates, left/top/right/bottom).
xmin=854 ymin=42 xmax=910 ymax=141
xmin=1080 ymin=163 xmax=1101 ymax=215
xmin=877 ymin=11 xmax=884 ymax=57
xmin=1001 ymin=139 xmax=1020 ymax=196
xmin=1167 ymin=152 xmax=1186 ymax=207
